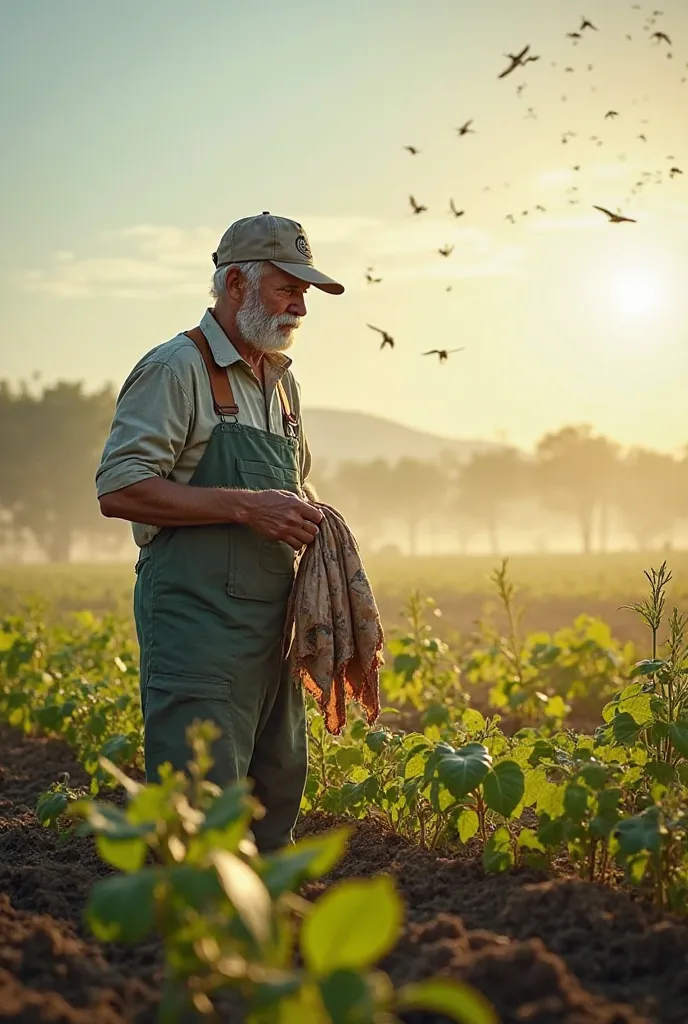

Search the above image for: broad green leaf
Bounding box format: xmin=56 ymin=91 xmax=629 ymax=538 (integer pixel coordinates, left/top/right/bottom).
xmin=126 ymin=784 xmax=174 ymax=826
xmin=301 ymin=876 xmax=403 ymax=975
xmin=335 ymin=746 xmax=363 ymax=770
xmin=71 ymin=801 xmax=152 ymax=840
xmin=87 ymin=869 xmax=158 ymax=943
xmin=483 ymin=826 xmax=514 ymax=874
xmin=394 ymin=652 xmax=421 ymax=680
xmin=518 ymin=828 xmax=545 ymax=853
xmin=36 ymin=791 xmax=68 ymax=827
xmin=543 ymin=695 xmax=568 ymax=720
xmin=630 ymin=659 xmax=666 ymax=678
xmin=590 ymin=788 xmax=622 ymax=839
xmin=528 ymin=739 xmax=555 ymax=767
xmin=319 ymin=969 xmax=375 ymax=1024
xmin=579 ymin=763 xmax=608 ymax=790
xmin=168 ymin=864 xmax=223 ymax=910
xmin=457 ymin=808 xmax=479 ymax=843
xmin=435 ymin=743 xmax=492 ymax=799
xmin=260 ymin=828 xmax=351 ymax=897
xmin=461 ymin=709 xmax=486 ymax=734
xmin=397 ymin=978 xmax=498 ymax=1024
xmin=538 ymin=814 xmax=566 ymax=849
xmin=626 ymin=851 xmax=651 ymax=884
xmin=483 ymin=761 xmax=524 ymax=818
xmin=612 ymin=712 xmax=645 ymax=746
xmin=201 ymin=782 xmax=254 ymax=831
xmin=615 ymin=807 xmax=662 ymax=856
xmin=404 ymin=753 xmax=427 ymax=780
xmin=365 ymin=730 xmax=390 ymax=755
xmin=310 ymin=715 xmax=325 ymax=741
xmin=96 ymin=835 xmax=147 ymax=873
xmin=563 ymin=783 xmax=589 ymax=824
xmin=644 ymin=761 xmax=676 ymax=786
xmin=536 ymin=780 xmax=565 ymax=818
xmin=211 ymin=851 xmax=272 ymax=947
xmin=99 ymin=734 xmax=137 ymax=765
xmin=669 ymin=721 xmax=688 ymax=757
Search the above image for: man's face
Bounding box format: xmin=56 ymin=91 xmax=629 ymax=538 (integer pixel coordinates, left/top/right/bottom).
xmin=236 ymin=264 xmax=309 ymax=353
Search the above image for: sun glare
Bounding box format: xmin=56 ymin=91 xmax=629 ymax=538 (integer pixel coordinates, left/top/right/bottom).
xmin=608 ymin=267 xmax=663 ymax=319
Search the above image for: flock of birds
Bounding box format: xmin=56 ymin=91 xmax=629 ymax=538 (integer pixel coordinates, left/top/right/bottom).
xmin=365 ymin=5 xmax=686 ymax=362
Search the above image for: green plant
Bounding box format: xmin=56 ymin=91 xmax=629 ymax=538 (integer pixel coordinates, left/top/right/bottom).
xmin=465 ymin=560 xmax=632 ymax=727
xmin=72 ymin=721 xmax=497 ymax=1024
xmin=0 ymin=610 xmax=142 ymax=791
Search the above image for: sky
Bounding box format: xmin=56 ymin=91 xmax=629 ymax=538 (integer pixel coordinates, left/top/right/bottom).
xmin=1 ymin=0 xmax=688 ymax=453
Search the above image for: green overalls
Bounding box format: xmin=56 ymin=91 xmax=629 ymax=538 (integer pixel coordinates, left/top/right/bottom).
xmin=133 ymin=326 xmax=307 ymax=852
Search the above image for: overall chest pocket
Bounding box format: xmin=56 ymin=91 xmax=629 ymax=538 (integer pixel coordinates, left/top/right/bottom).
xmin=227 ymin=457 xmax=300 ymax=602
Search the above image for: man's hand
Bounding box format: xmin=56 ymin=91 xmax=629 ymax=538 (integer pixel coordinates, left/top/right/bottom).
xmin=244 ymin=489 xmax=324 ymax=550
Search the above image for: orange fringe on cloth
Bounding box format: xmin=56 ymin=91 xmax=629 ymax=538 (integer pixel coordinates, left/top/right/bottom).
xmin=284 ymin=503 xmax=383 ymax=735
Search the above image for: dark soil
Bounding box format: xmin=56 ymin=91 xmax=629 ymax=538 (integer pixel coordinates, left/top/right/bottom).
xmin=2 ymin=726 xmax=688 ymax=1023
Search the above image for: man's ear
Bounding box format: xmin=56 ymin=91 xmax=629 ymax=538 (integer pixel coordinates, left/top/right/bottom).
xmin=223 ymin=266 xmax=245 ymax=302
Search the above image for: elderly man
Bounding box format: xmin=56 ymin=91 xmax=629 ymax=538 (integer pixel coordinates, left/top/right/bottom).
xmin=96 ymin=212 xmax=344 ymax=851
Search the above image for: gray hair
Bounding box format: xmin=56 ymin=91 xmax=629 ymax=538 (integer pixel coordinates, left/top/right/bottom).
xmin=210 ymin=260 xmax=264 ymax=298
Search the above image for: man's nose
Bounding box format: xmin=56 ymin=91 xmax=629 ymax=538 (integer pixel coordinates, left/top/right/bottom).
xmin=288 ymin=296 xmax=307 ymax=317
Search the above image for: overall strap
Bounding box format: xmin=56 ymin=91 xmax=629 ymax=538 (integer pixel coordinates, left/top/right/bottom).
xmin=276 ymin=379 xmax=300 ymax=437
xmin=185 ymin=327 xmax=239 ymax=418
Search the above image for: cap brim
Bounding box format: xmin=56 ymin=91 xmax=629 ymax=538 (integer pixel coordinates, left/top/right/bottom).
xmin=269 ymin=260 xmax=345 ymax=295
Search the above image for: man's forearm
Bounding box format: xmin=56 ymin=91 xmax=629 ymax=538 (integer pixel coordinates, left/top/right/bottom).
xmin=98 ymin=477 xmax=254 ymax=527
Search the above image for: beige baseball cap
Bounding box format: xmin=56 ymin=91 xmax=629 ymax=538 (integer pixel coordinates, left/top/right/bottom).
xmin=212 ymin=212 xmax=344 ymax=295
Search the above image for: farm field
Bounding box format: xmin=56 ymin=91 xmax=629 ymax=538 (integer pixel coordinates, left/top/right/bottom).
xmin=2 ymin=551 xmax=688 ymax=645
xmin=2 ymin=555 xmax=688 ymax=1023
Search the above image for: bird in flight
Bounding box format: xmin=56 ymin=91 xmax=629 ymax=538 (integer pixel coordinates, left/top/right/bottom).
xmin=505 ymin=214 xmax=516 ymax=223
xmin=438 ymin=244 xmax=454 ymax=257
xmin=567 ymin=31 xmax=582 ymax=41
xmin=593 ymin=205 xmax=637 ymax=223
xmin=516 ymin=83 xmax=527 ymax=96
xmin=449 ymin=199 xmax=465 ymax=218
xmin=456 ymin=120 xmax=475 ymax=136
xmin=423 ymin=348 xmax=465 ymax=363
xmin=605 ymin=110 xmax=619 ymax=119
xmin=652 ymin=31 xmax=671 ymax=43
xmin=498 ymin=45 xmax=539 ymax=79
xmin=365 ymin=267 xmax=382 ymax=284
xmin=535 ymin=204 xmax=547 ymax=212
xmin=670 ymin=166 xmax=683 ymax=178
xmin=581 ymin=17 xmax=598 ymax=31
xmin=525 ymin=107 xmax=537 ymax=119
xmin=409 ymin=195 xmax=428 ymax=214
xmin=638 ymin=133 xmax=647 ymax=142
xmin=367 ymin=324 xmax=394 ymax=350
xmin=404 ymin=145 xmax=420 ymax=155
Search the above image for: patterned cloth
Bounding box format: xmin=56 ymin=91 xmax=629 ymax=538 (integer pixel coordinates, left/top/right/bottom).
xmin=284 ymin=503 xmax=383 ymax=734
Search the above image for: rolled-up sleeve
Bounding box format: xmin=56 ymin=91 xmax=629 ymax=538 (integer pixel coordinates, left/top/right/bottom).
xmin=96 ymin=359 xmax=193 ymax=498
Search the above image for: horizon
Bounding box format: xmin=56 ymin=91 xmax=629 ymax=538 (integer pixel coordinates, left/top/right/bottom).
xmin=2 ymin=0 xmax=688 ymax=453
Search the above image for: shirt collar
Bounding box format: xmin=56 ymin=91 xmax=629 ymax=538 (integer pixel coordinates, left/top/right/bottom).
xmin=199 ymin=309 xmax=292 ymax=373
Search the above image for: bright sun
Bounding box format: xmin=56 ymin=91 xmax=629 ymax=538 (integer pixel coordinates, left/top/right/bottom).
xmin=608 ymin=268 xmax=663 ymax=318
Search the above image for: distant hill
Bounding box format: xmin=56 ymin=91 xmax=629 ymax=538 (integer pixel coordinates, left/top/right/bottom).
xmin=301 ymin=408 xmax=502 ymax=470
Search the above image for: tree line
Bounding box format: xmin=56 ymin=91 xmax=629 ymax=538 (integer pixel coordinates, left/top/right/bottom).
xmin=312 ymin=427 xmax=688 ymax=556
xmin=0 ymin=379 xmax=685 ymax=562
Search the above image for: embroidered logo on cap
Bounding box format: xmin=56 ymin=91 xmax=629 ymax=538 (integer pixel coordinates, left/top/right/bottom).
xmin=295 ymin=234 xmax=312 ymax=259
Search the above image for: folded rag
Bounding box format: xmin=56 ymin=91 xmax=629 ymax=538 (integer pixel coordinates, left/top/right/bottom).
xmin=284 ymin=503 xmax=383 ymax=734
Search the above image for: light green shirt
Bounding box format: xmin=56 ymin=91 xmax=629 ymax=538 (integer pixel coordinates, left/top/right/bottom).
xmin=96 ymin=309 xmax=312 ymax=547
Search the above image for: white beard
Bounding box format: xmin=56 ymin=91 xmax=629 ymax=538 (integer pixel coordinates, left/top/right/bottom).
xmin=236 ymin=285 xmax=301 ymax=352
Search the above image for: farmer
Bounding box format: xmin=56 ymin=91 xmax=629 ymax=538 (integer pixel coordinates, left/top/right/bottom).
xmin=96 ymin=212 xmax=345 ymax=851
